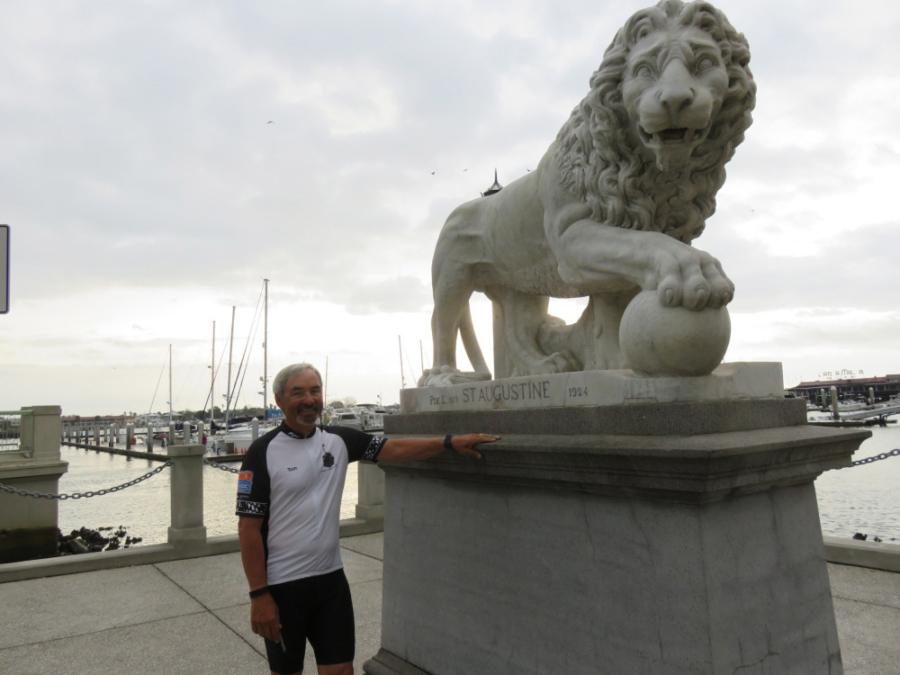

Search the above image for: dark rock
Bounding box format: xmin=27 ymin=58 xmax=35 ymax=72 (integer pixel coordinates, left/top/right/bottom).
xmin=55 ymin=525 xmax=143 ymax=556
xmin=67 ymin=537 xmax=89 ymax=554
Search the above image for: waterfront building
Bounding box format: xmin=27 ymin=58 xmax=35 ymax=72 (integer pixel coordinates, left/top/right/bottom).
xmin=789 ymin=373 xmax=900 ymax=403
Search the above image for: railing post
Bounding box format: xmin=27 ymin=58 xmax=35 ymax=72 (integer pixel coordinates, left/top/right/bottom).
xmin=24 ymin=405 xmax=62 ymax=459
xmin=356 ymin=461 xmax=384 ymax=521
xmin=0 ymin=406 xmax=68 ymax=563
xmin=167 ymin=444 xmax=207 ymax=548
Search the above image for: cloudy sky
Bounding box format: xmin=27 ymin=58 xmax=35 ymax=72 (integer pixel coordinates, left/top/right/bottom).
xmin=2 ymin=0 xmax=899 ymax=416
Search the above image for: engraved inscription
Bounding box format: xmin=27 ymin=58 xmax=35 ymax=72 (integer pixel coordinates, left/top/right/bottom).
xmin=466 ymin=380 xmax=551 ymax=404
xmin=430 ymin=394 xmax=460 ymax=404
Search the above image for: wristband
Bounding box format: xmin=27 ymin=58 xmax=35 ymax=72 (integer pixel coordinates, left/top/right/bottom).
xmin=248 ymin=586 xmax=270 ymax=599
xmin=443 ymin=434 xmax=454 ymax=451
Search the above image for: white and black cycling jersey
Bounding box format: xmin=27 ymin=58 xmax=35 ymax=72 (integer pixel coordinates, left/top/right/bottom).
xmin=236 ymin=422 xmax=385 ymax=585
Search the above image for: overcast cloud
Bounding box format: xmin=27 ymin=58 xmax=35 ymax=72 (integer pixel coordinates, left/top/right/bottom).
xmin=3 ymin=0 xmax=899 ymax=414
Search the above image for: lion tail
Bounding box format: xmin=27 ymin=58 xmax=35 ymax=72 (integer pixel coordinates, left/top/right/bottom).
xmin=459 ymin=302 xmax=491 ymax=377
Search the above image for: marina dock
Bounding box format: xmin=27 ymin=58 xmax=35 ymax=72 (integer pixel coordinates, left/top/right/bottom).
xmin=0 ymin=531 xmax=898 ymax=674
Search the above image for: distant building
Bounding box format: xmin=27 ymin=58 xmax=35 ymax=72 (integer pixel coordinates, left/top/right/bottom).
xmin=788 ymin=373 xmax=900 ymax=403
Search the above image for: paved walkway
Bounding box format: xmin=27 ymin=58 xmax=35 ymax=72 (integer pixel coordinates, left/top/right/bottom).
xmin=0 ymin=533 xmax=897 ymax=674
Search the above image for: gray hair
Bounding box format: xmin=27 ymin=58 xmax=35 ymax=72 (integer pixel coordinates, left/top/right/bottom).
xmin=273 ymin=363 xmax=323 ymax=398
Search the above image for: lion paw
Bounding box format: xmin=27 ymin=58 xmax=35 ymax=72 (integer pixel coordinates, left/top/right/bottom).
xmin=418 ymin=366 xmax=492 ymax=387
xmin=540 ymin=351 xmax=582 ymax=374
xmin=513 ymin=351 xmax=582 ymax=377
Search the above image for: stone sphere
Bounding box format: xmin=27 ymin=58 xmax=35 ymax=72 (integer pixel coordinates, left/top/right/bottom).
xmin=619 ymin=290 xmax=731 ymax=377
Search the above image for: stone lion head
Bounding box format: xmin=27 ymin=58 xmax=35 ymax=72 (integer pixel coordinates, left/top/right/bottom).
xmin=556 ymin=0 xmax=755 ymax=243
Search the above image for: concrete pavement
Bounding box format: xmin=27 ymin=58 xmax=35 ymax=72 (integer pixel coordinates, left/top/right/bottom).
xmin=0 ymin=532 xmax=897 ymax=675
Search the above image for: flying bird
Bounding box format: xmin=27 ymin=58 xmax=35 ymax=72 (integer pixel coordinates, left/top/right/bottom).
xmin=267 ymin=121 xmax=274 ymax=124
xmin=463 ymin=169 xmax=468 ymax=172
xmin=431 ymin=171 xmax=435 ymax=175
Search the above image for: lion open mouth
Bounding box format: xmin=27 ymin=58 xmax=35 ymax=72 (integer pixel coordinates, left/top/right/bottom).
xmin=639 ymin=125 xmax=710 ymax=148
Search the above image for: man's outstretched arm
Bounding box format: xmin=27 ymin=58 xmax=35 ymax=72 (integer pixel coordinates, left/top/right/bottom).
xmin=377 ymin=433 xmax=500 ymax=463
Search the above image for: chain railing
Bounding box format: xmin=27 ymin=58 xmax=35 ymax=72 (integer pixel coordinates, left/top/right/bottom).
xmin=850 ymin=448 xmax=900 ymax=467
xmin=0 ymin=457 xmax=242 ymax=502
xmin=0 ymin=461 xmax=172 ymax=500
xmin=203 ymin=458 xmax=241 ymax=474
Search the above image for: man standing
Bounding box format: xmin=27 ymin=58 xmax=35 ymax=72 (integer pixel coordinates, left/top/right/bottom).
xmin=237 ymin=362 xmax=499 ymax=675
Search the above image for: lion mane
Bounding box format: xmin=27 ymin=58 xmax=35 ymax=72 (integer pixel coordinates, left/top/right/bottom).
xmin=555 ymin=0 xmax=756 ymax=244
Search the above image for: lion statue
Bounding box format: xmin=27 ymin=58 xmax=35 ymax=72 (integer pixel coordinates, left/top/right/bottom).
xmin=419 ymin=0 xmax=755 ymax=387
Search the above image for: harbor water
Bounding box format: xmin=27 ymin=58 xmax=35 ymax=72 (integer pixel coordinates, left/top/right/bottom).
xmin=55 ymin=426 xmax=900 ymax=547
xmin=814 ymin=424 xmax=900 ymax=540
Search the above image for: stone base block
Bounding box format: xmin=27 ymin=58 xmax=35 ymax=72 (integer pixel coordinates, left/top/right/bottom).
xmin=355 ymin=503 xmax=384 ymax=520
xmin=366 ymin=402 xmax=867 ymax=675
xmin=167 ymin=526 xmax=207 ymax=548
xmin=368 ymin=474 xmax=841 ymax=675
xmin=402 ymin=362 xmax=784 ymax=414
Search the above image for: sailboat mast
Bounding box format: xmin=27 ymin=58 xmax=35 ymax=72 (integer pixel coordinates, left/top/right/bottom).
xmin=168 ymin=344 xmax=173 ymax=426
xmin=210 ymin=320 xmax=215 ymax=425
xmin=399 ymin=335 xmax=406 ymax=389
xmin=226 ymin=305 xmax=235 ymax=430
xmin=263 ymin=278 xmax=269 ymax=420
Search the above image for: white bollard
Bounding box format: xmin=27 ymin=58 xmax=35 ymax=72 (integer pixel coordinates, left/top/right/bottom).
xmin=167 ymin=444 xmax=207 ymax=548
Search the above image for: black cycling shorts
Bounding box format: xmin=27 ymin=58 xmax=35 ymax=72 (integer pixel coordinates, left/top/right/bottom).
xmin=264 ymin=568 xmax=355 ymax=674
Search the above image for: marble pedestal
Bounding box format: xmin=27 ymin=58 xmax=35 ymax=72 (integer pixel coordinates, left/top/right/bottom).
xmin=364 ymin=366 xmax=869 ymax=675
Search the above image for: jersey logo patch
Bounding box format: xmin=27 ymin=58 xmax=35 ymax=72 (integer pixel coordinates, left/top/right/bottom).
xmin=237 ymin=471 xmax=253 ymax=494
xmin=236 ymin=498 xmax=267 ymax=516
